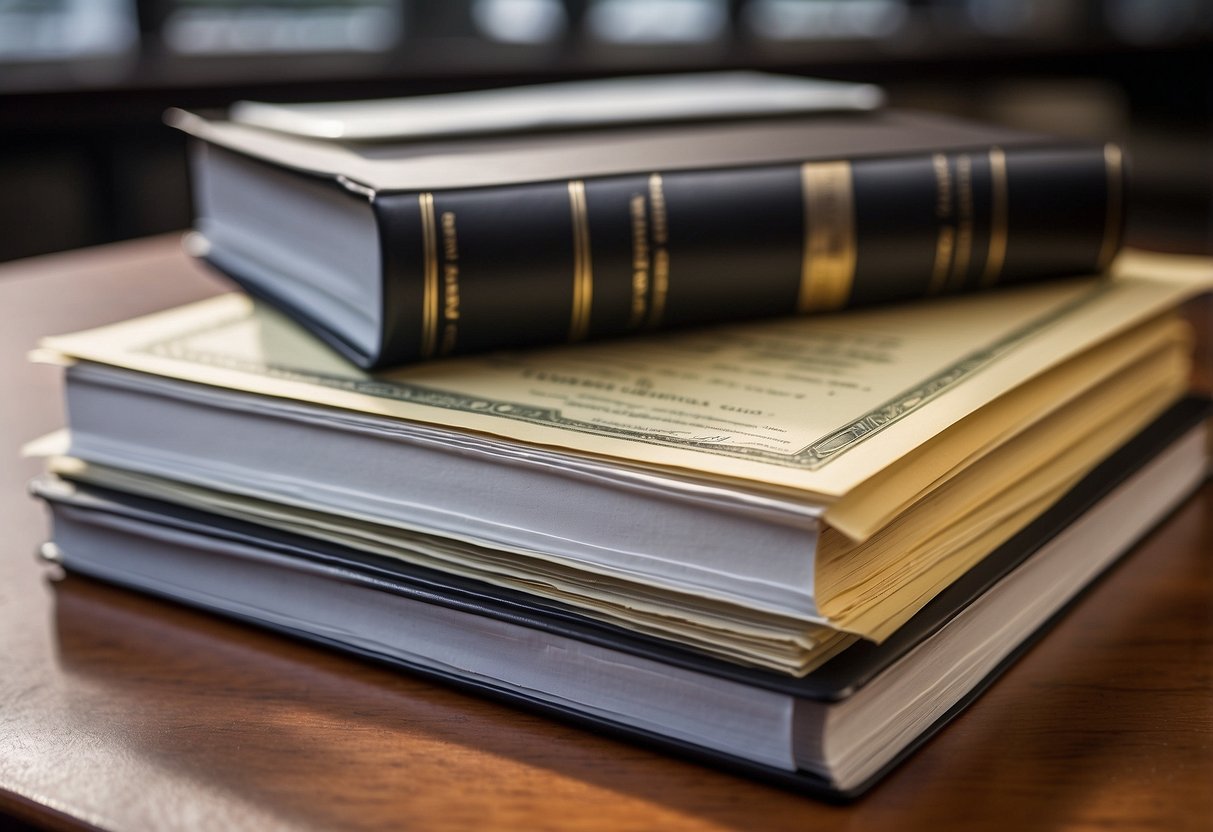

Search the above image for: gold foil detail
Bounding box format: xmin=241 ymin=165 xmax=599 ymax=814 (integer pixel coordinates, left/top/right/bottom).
xmin=949 ymin=154 xmax=974 ymax=289
xmin=1097 ymin=143 xmax=1124 ymax=272
xmin=418 ymin=192 xmax=439 ymax=359
xmin=932 ymin=153 xmax=952 ymax=219
xmin=567 ymin=180 xmax=593 ymax=342
xmin=929 ymin=153 xmax=955 ymax=295
xmin=627 ymin=193 xmax=649 ymax=328
xmin=651 ymin=249 xmax=669 ymax=326
xmin=439 ymin=210 xmax=461 ymax=355
xmin=981 ymin=147 xmax=1008 ymax=286
xmin=799 ymin=161 xmax=857 ymax=313
xmin=932 ymin=226 xmax=956 ymax=292
xmin=647 ymin=173 xmax=669 ymax=328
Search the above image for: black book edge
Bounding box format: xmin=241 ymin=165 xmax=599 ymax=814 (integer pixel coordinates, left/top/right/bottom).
xmin=32 ymin=396 xmax=1211 ymax=799
xmin=202 ymin=249 xmax=383 ymax=368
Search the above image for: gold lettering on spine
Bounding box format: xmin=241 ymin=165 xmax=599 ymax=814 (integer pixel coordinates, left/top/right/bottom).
xmin=981 ymin=147 xmax=1008 ymax=286
xmin=627 ymin=194 xmax=650 ymax=328
xmin=929 ymin=153 xmax=955 ymax=295
xmin=439 ymin=210 xmax=461 ymax=355
xmin=798 ymin=161 xmax=857 ymax=313
xmin=949 ymin=154 xmax=974 ymax=289
xmin=418 ymin=192 xmax=439 ymax=359
xmin=647 ymin=173 xmax=669 ymax=328
xmin=567 ymin=180 xmax=593 ymax=342
xmin=1097 ymin=143 xmax=1124 ymax=272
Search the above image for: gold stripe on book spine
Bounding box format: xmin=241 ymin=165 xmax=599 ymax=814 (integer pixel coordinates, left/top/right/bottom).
xmin=931 ymin=226 xmax=955 ymax=295
xmin=928 ymin=153 xmax=954 ymax=295
xmin=567 ymin=180 xmax=593 ymax=341
xmin=798 ymin=161 xmax=857 ymax=313
xmin=1097 ymin=143 xmax=1124 ymax=272
xmin=418 ymin=192 xmax=439 ymax=358
xmin=981 ymin=147 xmax=1008 ymax=286
xmin=948 ymin=154 xmax=974 ymax=290
xmin=646 ymin=173 xmax=670 ymax=328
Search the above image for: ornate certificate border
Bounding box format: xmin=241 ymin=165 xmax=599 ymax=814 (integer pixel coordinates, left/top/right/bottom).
xmin=140 ymin=284 xmax=1107 ymax=471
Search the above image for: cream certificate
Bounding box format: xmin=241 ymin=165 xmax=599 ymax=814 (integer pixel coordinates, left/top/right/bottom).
xmin=39 ymin=251 xmax=1211 ymax=499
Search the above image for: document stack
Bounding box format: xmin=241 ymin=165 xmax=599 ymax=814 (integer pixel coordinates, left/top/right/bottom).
xmin=30 ymin=74 xmax=1213 ymax=799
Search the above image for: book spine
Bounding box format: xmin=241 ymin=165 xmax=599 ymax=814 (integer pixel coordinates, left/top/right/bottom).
xmin=374 ymin=143 xmax=1124 ymax=364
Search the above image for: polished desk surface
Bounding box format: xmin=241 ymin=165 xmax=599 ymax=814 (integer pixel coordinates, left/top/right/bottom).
xmin=1 ymin=236 xmax=1211 ymax=832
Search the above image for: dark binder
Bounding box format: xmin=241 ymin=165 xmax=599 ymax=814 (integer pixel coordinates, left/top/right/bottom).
xmin=176 ymin=87 xmax=1126 ymax=368
xmin=34 ymin=398 xmax=1210 ymax=799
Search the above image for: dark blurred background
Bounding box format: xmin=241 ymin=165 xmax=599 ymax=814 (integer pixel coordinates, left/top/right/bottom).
xmin=1 ymin=0 xmax=1210 ymax=263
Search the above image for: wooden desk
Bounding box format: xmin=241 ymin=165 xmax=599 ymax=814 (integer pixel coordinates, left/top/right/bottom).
xmin=2 ymin=237 xmax=1210 ymax=832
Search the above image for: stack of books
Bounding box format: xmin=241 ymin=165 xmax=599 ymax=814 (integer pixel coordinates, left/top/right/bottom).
xmin=29 ymin=74 xmax=1212 ymax=799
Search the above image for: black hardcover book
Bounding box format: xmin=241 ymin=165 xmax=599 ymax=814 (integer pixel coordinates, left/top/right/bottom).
xmin=171 ymin=73 xmax=1126 ymax=368
xmin=34 ymin=399 xmax=1210 ymax=799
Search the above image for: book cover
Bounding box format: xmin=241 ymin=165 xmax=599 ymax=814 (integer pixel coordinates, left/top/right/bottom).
xmin=171 ymin=74 xmax=1126 ymax=367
